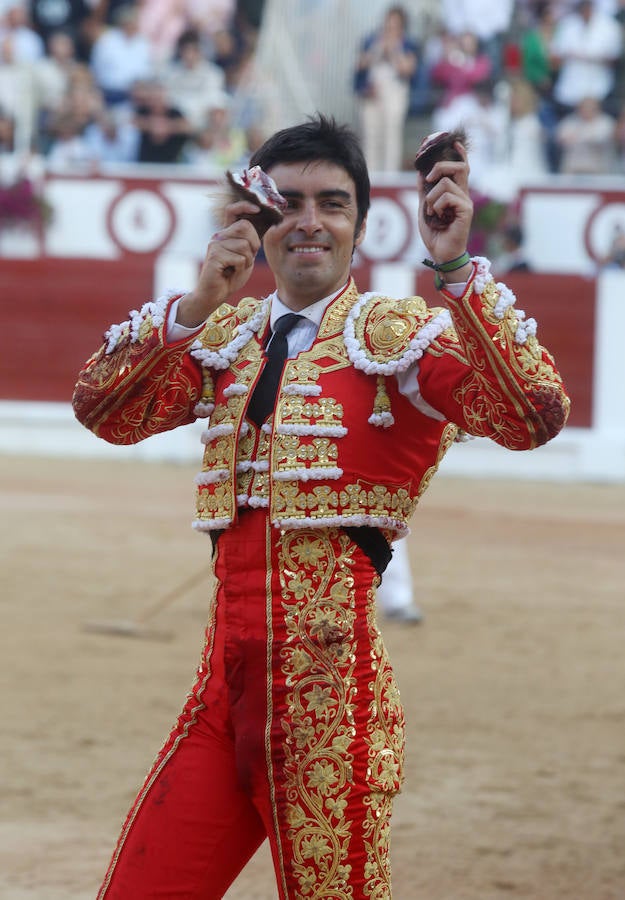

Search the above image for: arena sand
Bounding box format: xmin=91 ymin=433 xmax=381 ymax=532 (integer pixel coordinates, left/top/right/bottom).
xmin=1 ymin=455 xmax=624 ymax=899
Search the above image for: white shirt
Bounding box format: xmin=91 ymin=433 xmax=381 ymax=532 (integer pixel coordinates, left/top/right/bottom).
xmin=551 ymin=10 xmax=622 ymax=106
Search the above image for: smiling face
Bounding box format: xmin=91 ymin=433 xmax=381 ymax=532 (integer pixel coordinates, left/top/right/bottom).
xmin=261 ymin=160 xmax=367 ymax=310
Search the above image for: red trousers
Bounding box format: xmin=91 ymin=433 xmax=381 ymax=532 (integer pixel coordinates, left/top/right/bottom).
xmin=97 ymin=510 xmax=405 ymax=899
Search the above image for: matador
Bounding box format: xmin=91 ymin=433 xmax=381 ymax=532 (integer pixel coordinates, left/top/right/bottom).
xmin=73 ymin=115 xmax=569 ymax=899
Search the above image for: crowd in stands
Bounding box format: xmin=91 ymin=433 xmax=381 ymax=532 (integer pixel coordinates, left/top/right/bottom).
xmin=0 ymin=0 xmax=266 ymax=171
xmin=354 ymin=0 xmax=625 ymax=190
xmin=1 ymin=0 xmax=625 ymax=197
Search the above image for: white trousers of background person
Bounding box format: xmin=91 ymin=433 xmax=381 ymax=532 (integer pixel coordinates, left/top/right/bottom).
xmin=376 ymin=538 xmax=423 ymax=623
xmin=360 ymin=62 xmax=410 ymax=172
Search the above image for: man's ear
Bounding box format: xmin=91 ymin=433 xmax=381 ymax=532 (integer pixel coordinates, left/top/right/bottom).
xmin=354 ymin=215 xmax=367 ymax=249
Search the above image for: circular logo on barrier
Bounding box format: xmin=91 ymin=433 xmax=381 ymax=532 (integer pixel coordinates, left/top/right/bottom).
xmin=108 ymin=188 xmax=175 ymax=254
xmin=360 ymin=196 xmax=409 ymax=261
xmin=585 ymin=200 xmax=625 ymax=264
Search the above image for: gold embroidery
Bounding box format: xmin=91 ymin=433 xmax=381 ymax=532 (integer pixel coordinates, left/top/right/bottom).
xmin=361 ymin=585 xmax=405 ymax=899
xmin=355 ymin=295 xmax=430 ymax=363
xmin=371 ymin=375 xmax=392 ymax=420
xmin=417 ymin=422 xmax=458 ymax=498
xmin=278 ymin=529 xmax=358 ymax=899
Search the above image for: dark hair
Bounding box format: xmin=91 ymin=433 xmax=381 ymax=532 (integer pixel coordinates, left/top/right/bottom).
xmin=249 ymin=113 xmax=370 ymax=234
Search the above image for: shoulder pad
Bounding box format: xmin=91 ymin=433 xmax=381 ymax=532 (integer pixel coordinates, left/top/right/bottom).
xmin=345 ymin=293 xmax=454 ymax=374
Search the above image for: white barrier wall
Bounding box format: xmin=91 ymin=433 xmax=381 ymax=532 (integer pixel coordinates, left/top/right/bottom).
xmin=1 ymin=266 xmax=623 ymax=483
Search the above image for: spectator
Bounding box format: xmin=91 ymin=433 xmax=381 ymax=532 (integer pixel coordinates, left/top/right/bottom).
xmin=551 ymin=0 xmax=622 ymax=113
xmin=432 ymin=78 xmax=508 ymax=192
xmin=185 ymin=100 xmax=249 ymax=170
xmin=89 ymin=4 xmax=154 ymax=106
xmin=28 ymin=0 xmax=90 ymax=47
xmin=507 ymin=76 xmax=549 ymax=180
xmin=493 ymin=222 xmax=532 ymax=274
xmin=133 ymin=79 xmax=193 ymax=163
xmin=45 ymin=108 xmax=91 ymax=168
xmin=439 ymin=0 xmax=515 ymax=77
xmin=82 ymin=106 xmax=139 ymax=162
xmin=135 ymin=0 xmax=235 ymax=67
xmin=32 ymin=30 xmax=81 ymax=126
xmin=160 ymin=27 xmax=227 ymax=132
xmin=0 ymin=13 xmax=39 ymax=151
xmin=600 ymin=221 xmax=625 ymax=267
xmin=556 ymin=95 xmax=617 ymax=173
xmin=353 ymin=4 xmax=418 ymax=172
xmin=520 ymin=1 xmax=561 ymax=169
xmin=0 ymin=2 xmax=45 ymax=62
xmin=430 ymin=30 xmax=492 ymax=108
xmin=521 ymin=0 xmax=558 ymax=99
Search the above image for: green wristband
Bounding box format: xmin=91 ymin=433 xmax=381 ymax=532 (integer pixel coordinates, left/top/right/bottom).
xmin=422 ymin=252 xmax=471 ymax=290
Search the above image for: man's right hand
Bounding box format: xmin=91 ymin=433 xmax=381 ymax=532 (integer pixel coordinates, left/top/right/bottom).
xmin=176 ymin=200 xmax=262 ymax=328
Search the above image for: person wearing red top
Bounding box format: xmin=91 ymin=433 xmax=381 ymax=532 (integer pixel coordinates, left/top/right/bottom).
xmin=74 ymin=114 xmax=569 ymax=899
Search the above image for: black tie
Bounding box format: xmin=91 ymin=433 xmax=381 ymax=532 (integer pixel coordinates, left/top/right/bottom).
xmin=247 ymin=313 xmax=303 ymax=426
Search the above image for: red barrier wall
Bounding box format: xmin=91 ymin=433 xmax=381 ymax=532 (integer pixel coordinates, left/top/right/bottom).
xmin=1 ymin=260 xmax=593 ymax=428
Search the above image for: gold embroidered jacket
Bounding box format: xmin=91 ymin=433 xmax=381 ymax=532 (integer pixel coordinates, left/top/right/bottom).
xmin=73 ymin=259 xmax=570 ymax=537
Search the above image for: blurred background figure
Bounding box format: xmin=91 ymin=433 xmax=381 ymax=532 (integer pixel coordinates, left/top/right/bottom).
xmin=430 ymin=29 xmax=493 ymax=109
xmin=44 ymin=107 xmax=92 ymax=168
xmin=132 ymin=78 xmax=192 ymax=163
xmin=0 ymin=1 xmax=44 ymax=62
xmin=29 ymin=0 xmax=91 ymax=50
xmin=89 ymin=3 xmax=154 ymax=107
xmin=550 ymin=0 xmax=622 ymax=114
xmin=376 ymin=539 xmax=424 ymax=625
xmin=506 ymin=75 xmax=549 ymax=180
xmin=184 ymin=99 xmax=249 ymax=170
xmin=160 ymin=27 xmax=227 ymax=132
xmin=519 ymin=0 xmax=560 ymax=168
xmin=82 ymin=106 xmax=139 ymax=163
xmin=556 ymin=95 xmax=617 ymax=173
xmin=439 ymin=0 xmax=515 ymax=78
xmin=601 ymin=221 xmax=625 ymax=268
xmin=353 ymin=4 xmax=418 ymax=172
xmin=493 ymin=221 xmax=532 ymax=275
xmin=432 ymin=78 xmax=509 ymax=193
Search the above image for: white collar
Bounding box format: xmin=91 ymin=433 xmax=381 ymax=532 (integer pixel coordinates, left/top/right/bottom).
xmin=268 ymin=283 xmax=348 ymax=329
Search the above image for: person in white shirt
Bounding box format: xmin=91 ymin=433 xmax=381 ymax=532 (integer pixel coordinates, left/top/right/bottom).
xmin=551 ymin=0 xmax=622 ymax=110
xmin=89 ymin=3 xmax=154 ymax=106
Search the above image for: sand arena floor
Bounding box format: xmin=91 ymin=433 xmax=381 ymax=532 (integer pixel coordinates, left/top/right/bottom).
xmin=1 ymin=454 xmax=624 ymax=899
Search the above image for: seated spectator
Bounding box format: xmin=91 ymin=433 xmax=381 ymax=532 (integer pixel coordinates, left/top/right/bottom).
xmin=33 ymin=30 xmax=82 ymax=128
xmin=45 ymin=109 xmax=92 ymax=168
xmin=439 ymin=0 xmax=515 ymax=78
xmin=29 ymin=0 xmax=91 ymax=48
xmin=135 ymin=0 xmax=235 ymax=67
xmin=160 ymin=27 xmax=227 ymax=132
xmin=0 ymin=2 xmax=45 ymax=62
xmin=184 ymin=100 xmax=249 ymax=170
xmin=430 ymin=29 xmax=492 ymax=108
xmin=132 ymin=79 xmax=193 ymax=163
xmin=90 ymin=4 xmax=154 ymax=106
xmin=556 ymin=95 xmax=617 ymax=173
xmin=551 ymin=0 xmax=622 ymax=113
xmin=82 ymin=107 xmax=140 ymax=163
